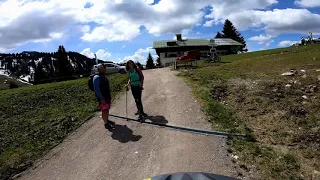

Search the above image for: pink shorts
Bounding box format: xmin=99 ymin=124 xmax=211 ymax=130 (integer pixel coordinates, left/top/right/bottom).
xmin=99 ymin=100 xmax=111 ymax=111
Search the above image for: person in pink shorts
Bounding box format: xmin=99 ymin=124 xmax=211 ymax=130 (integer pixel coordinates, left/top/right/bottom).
xmin=93 ymin=64 xmax=115 ymax=130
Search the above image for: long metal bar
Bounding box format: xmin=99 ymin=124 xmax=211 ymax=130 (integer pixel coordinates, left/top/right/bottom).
xmin=109 ymin=114 xmax=245 ymax=137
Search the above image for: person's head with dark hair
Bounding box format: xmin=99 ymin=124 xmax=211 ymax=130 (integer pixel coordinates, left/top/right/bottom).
xmin=97 ymin=63 xmax=106 ymax=74
xmin=126 ymin=60 xmax=137 ymax=72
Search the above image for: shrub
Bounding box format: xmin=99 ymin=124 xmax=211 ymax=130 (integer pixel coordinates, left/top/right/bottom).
xmin=8 ymin=81 xmax=19 ymax=89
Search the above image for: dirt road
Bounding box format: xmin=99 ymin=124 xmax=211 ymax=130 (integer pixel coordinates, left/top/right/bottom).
xmin=17 ymin=68 xmax=236 ymax=180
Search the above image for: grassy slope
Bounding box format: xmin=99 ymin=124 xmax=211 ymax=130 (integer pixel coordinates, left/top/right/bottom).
xmin=0 ymin=74 xmax=128 ymax=180
xmin=0 ymin=75 xmax=29 ymax=90
xmin=178 ymin=45 xmax=320 ymax=180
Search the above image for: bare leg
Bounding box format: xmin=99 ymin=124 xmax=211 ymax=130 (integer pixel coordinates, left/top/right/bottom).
xmin=101 ymin=110 xmax=109 ymax=124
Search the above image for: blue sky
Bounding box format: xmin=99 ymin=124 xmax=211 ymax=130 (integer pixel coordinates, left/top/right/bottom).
xmin=0 ymin=0 xmax=319 ymax=64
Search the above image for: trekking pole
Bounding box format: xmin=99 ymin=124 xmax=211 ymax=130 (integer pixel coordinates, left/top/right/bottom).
xmin=126 ymin=86 xmax=128 ymax=121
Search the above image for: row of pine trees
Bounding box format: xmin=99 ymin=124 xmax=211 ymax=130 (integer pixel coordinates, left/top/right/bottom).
xmin=0 ymin=45 xmax=96 ymax=84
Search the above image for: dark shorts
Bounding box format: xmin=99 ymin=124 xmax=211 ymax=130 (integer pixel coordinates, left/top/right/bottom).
xmin=98 ymin=99 xmax=111 ymax=111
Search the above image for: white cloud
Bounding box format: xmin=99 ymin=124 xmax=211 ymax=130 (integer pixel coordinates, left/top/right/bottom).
xmin=137 ymin=47 xmax=153 ymax=54
xmin=33 ymin=32 xmax=64 ymax=43
xmin=249 ymin=34 xmax=272 ymax=41
xmin=203 ymin=20 xmax=214 ymax=27
xmin=81 ymin=20 xmax=141 ymax=42
xmin=81 ymin=48 xmax=111 ymax=60
xmin=295 ymin=0 xmax=320 ymax=7
xmin=219 ymin=8 xmax=320 ymax=36
xmin=144 ymin=0 xmax=154 ymax=4
xmin=204 ymin=0 xmax=279 ymax=29
xmin=265 ymin=40 xmax=274 ymax=47
xmin=79 ymin=25 xmax=90 ymax=33
xmin=123 ymin=52 xmax=147 ymax=63
xmin=1 ymin=0 xmax=320 ymax=52
xmin=123 ymin=47 xmax=157 ymax=64
xmin=278 ymin=40 xmax=300 ymax=47
xmin=249 ymin=34 xmax=274 ymax=47
xmin=204 ymin=1 xmax=320 ymax=36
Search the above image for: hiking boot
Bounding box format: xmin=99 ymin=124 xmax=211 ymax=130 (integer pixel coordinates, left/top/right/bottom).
xmin=108 ymin=120 xmax=115 ymax=125
xmin=138 ymin=115 xmax=144 ymax=123
xmin=104 ymin=122 xmax=115 ymax=129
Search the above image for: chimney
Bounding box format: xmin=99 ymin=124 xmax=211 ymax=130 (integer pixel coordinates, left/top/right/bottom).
xmin=176 ymin=34 xmax=182 ymax=41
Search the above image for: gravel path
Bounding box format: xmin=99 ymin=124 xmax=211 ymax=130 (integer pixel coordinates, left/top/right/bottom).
xmin=17 ymin=68 xmax=236 ymax=180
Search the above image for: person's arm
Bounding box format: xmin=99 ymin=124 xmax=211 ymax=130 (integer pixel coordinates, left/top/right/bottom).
xmin=93 ymin=76 xmax=104 ymax=101
xmin=137 ymin=67 xmax=144 ymax=85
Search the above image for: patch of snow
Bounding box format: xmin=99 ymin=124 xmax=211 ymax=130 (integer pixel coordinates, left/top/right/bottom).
xmin=20 ymin=75 xmax=31 ymax=82
xmin=0 ymin=69 xmax=9 ymax=76
xmin=16 ymin=78 xmax=33 ymax=85
xmin=1 ymin=69 xmax=32 ymax=85
xmin=30 ymin=67 xmax=35 ymax=73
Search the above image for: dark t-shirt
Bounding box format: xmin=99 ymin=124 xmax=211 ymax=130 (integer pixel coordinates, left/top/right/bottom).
xmin=93 ymin=75 xmax=111 ymax=102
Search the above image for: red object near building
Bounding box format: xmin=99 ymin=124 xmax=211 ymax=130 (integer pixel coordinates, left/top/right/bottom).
xmin=176 ymin=50 xmax=201 ymax=61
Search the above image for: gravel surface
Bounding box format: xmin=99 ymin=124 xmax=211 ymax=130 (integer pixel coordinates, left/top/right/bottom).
xmin=17 ymin=68 xmax=236 ymax=180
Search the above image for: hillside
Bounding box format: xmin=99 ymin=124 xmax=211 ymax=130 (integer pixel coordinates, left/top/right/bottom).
xmin=0 ymin=75 xmax=29 ymax=90
xmin=0 ymin=47 xmax=112 ymax=85
xmin=179 ymin=45 xmax=320 ymax=179
xmin=0 ymin=74 xmax=128 ymax=180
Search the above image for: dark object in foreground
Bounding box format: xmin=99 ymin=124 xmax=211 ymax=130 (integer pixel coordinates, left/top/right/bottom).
xmin=9 ymin=81 xmax=19 ymax=89
xmin=147 ymin=172 xmax=240 ymax=180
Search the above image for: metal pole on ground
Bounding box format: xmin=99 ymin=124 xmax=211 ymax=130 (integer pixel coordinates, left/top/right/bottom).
xmin=109 ymin=114 xmax=246 ymax=137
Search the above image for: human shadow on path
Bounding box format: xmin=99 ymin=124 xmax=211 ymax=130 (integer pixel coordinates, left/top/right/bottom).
xmin=143 ymin=115 xmax=168 ymax=125
xmin=108 ymin=125 xmax=142 ymax=143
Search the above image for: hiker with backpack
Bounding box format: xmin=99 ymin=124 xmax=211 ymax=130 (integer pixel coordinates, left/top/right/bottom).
xmin=126 ymin=60 xmax=148 ymax=121
xmin=88 ymin=64 xmax=116 ymax=130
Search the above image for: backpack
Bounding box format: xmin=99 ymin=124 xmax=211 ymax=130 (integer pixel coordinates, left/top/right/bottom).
xmin=88 ymin=75 xmax=95 ymax=91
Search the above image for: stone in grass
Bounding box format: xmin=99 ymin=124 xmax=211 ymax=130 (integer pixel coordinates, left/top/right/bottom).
xmin=313 ymin=170 xmax=320 ymax=179
xmin=231 ymin=154 xmax=239 ymax=160
xmin=281 ymin=72 xmax=294 ymax=76
xmin=285 ymin=84 xmax=291 ymax=88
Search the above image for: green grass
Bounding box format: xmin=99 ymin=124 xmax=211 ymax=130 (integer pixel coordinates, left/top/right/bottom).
xmin=0 ymin=74 xmax=128 ymax=180
xmin=179 ymin=44 xmax=320 ymax=179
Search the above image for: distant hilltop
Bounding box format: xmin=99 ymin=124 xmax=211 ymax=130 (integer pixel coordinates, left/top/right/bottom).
xmin=0 ymin=46 xmax=113 ymax=84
